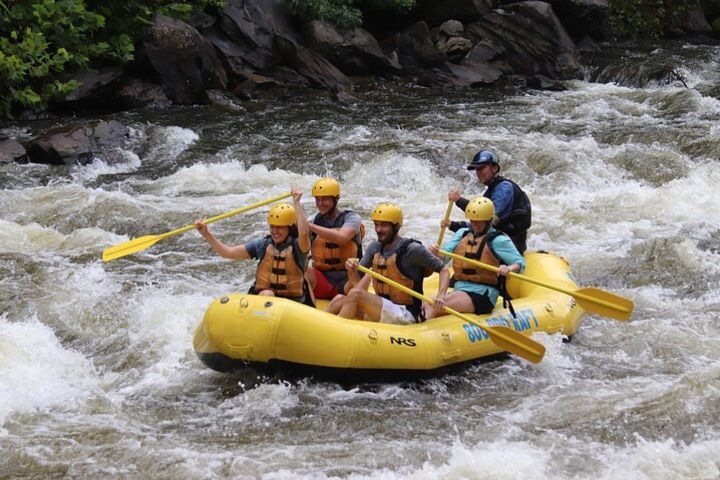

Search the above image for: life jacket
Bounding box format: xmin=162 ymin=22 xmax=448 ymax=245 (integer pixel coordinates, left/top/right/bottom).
xmin=311 ymin=210 xmax=365 ymax=271
xmin=485 ymin=176 xmax=531 ymax=236
xmin=253 ymin=236 xmax=307 ymax=299
xmin=451 ymin=230 xmax=503 ymax=285
xmin=370 ymin=238 xmax=430 ymax=322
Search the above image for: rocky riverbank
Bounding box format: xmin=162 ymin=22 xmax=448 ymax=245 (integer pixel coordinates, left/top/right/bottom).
xmin=2 ymin=0 xmax=720 ymax=166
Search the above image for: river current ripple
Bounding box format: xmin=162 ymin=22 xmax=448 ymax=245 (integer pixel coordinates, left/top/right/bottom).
xmin=1 ymin=42 xmax=720 ymax=479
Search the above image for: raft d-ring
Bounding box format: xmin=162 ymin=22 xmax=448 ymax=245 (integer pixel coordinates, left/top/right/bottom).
xmin=264 ymin=301 xmax=273 ymax=308
xmin=544 ymin=302 xmax=553 ymax=313
xmin=441 ymin=332 xmax=453 ymax=344
xmin=368 ymin=329 xmax=378 ymax=342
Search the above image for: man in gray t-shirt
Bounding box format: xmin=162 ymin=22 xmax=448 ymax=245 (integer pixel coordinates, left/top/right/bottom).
xmin=325 ymin=203 xmax=449 ymax=325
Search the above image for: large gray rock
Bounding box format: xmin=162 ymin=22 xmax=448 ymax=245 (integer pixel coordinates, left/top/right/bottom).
xmin=414 ymin=0 xmax=496 ymax=24
xmin=394 ymin=22 xmax=448 ymax=72
xmin=142 ymin=14 xmax=227 ymax=104
xmin=61 ymin=68 xmax=124 ymax=103
xmin=25 ymin=120 xmax=130 ymax=166
xmin=114 ymin=80 xmax=172 ymax=109
xmin=303 ymin=21 xmax=401 ymax=75
xmin=542 ymin=0 xmax=610 ymax=41
xmin=682 ymin=8 xmax=712 ymax=33
xmin=437 ymin=36 xmax=474 ymax=58
xmin=211 ymin=0 xmax=299 ymax=72
xmin=274 ymin=36 xmax=350 ymax=89
xmin=444 ymin=61 xmax=503 ymax=85
xmin=466 ymin=1 xmax=582 ymax=80
xmin=0 ymin=138 xmax=26 ymax=164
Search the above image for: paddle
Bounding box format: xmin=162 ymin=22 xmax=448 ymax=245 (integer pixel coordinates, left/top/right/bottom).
xmin=357 ymin=265 xmax=545 ymax=364
xmin=102 ymin=192 xmax=292 ymax=262
xmin=436 ymin=200 xmax=454 ymax=246
xmin=439 ymin=250 xmax=634 ymax=321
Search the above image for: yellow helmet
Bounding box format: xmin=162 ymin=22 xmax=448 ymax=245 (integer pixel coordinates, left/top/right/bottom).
xmin=267 ymin=203 xmax=296 ymax=226
xmin=371 ymin=203 xmax=402 ymax=227
xmin=465 ymin=197 xmax=495 ymax=222
xmin=312 ymin=178 xmax=340 ymax=197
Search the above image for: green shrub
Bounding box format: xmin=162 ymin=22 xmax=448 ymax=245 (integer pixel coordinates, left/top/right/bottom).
xmin=0 ymin=0 xmax=225 ymax=118
xmin=609 ymin=0 xmax=701 ymax=40
xmin=285 ymin=0 xmax=415 ymax=28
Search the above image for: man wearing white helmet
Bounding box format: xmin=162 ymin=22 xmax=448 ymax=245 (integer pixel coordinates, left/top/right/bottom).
xmin=326 ymin=202 xmax=449 ymax=325
xmin=426 ymin=196 xmax=524 ymax=319
xmin=195 ymin=187 xmax=314 ymax=306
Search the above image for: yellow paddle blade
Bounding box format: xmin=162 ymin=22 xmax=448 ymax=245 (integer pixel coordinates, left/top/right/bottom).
xmin=102 ymin=234 xmax=162 ymax=262
xmin=101 ymin=192 xmax=293 ymax=263
xmin=574 ymin=287 xmax=634 ymax=321
xmin=438 ymin=249 xmax=634 ymax=322
xmin=484 ymin=325 xmax=545 ymax=364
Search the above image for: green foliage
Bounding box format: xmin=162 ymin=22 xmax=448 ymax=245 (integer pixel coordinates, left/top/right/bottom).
xmin=609 ymin=0 xmax=701 ymax=40
xmin=285 ymin=0 xmax=415 ymax=28
xmin=0 ymin=0 xmax=226 ymax=118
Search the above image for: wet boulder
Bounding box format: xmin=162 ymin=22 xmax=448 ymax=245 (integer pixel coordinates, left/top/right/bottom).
xmin=681 ymin=8 xmax=712 ymax=34
xmin=141 ymin=14 xmax=227 ymax=104
xmin=54 ymin=67 xmax=124 ymax=112
xmin=213 ymin=0 xmax=286 ymax=71
xmin=541 ymin=0 xmax=610 ymax=41
xmin=436 ymin=21 xmax=473 ymax=60
xmin=443 ymin=61 xmax=503 ymax=86
xmin=0 ymin=137 xmax=26 ymax=164
xmin=25 ymin=120 xmax=130 ymax=166
xmin=393 ymin=22 xmax=448 ymax=72
xmin=414 ymin=0 xmax=496 ymax=24
xmin=303 ymin=21 xmax=401 ymax=75
xmin=465 ymin=1 xmax=583 ymax=80
xmin=274 ymin=36 xmax=350 ymax=89
xmin=114 ymin=80 xmax=172 ymax=109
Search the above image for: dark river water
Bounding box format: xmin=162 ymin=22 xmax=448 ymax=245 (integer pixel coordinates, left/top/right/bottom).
xmin=1 ymin=41 xmax=720 ymax=479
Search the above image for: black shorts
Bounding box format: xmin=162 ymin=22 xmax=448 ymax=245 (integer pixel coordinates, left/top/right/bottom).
xmin=462 ymin=290 xmax=495 ymax=315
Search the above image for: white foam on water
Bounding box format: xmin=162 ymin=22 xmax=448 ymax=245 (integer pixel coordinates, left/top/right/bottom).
xmin=113 ymin=286 xmax=213 ymax=396
xmin=0 ymin=315 xmax=99 ymax=427
xmin=0 ymin=219 xmax=120 ymax=254
xmin=148 ymin=160 xmax=309 ymax=199
xmin=218 ymin=382 xmax=300 ymax=424
xmin=142 ymin=125 xmax=199 ymax=163
xmin=69 ymin=149 xmax=142 ymax=184
xmin=593 ymin=436 xmax=720 ymax=480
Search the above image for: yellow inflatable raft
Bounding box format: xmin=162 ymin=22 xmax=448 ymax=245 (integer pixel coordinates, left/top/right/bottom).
xmin=193 ymin=251 xmax=587 ymax=377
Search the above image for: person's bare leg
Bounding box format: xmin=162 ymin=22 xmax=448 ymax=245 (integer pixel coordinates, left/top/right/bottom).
xmin=353 ymin=292 xmax=384 ymax=322
xmin=304 ymin=270 xmax=318 ymax=304
xmin=338 ymin=288 xmax=361 ymax=319
xmin=325 ymin=294 xmax=345 ymax=314
xmin=424 ymin=291 xmax=474 ymax=319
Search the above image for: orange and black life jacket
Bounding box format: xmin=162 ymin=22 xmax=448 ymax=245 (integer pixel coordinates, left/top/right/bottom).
xmin=311 ymin=210 xmax=365 ymax=271
xmin=253 ymin=237 xmax=309 ymax=302
xmin=451 ymin=230 xmax=502 ymax=286
xmin=371 ymin=238 xmax=430 ymax=322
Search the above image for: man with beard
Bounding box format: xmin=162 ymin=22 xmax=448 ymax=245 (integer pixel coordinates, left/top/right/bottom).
xmin=305 ymin=178 xmax=364 ymax=300
xmin=325 ymin=203 xmax=449 ymax=325
xmin=447 ymin=149 xmax=532 ymax=254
